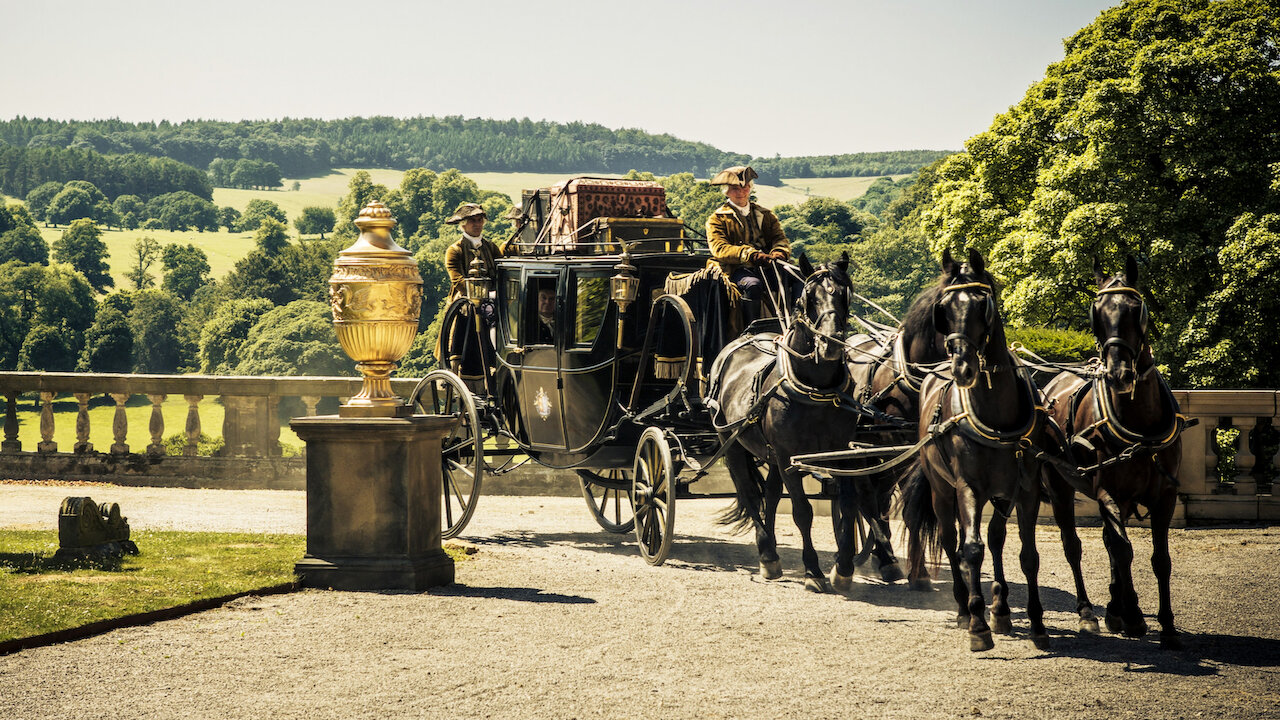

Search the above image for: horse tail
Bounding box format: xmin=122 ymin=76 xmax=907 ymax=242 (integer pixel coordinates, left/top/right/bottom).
xmin=717 ymin=444 xmax=767 ymax=534
xmin=896 ymin=459 xmax=939 ymax=582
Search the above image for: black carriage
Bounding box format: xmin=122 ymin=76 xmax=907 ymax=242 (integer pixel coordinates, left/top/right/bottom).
xmin=412 ymin=177 xmax=912 ymax=565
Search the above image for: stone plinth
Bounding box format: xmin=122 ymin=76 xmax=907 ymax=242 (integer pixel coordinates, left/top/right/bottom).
xmin=291 ymin=414 xmax=457 ymax=591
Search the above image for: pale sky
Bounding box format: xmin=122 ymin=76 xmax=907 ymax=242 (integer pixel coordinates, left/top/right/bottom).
xmin=2 ymin=0 xmax=1117 ymax=158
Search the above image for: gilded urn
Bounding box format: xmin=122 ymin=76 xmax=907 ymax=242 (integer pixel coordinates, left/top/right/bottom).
xmin=329 ymin=200 xmax=423 ymax=417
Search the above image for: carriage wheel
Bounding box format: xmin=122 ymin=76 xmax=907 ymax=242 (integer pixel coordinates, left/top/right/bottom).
xmin=411 ymin=369 xmax=482 ymax=539
xmin=577 ymin=469 xmax=636 ymax=534
xmin=632 ymin=427 xmax=677 ymax=565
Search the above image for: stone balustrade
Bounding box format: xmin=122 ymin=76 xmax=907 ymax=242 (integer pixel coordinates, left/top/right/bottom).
xmin=0 ymin=372 xmax=1276 ymax=522
xmin=0 ymin=372 xmax=420 ymax=489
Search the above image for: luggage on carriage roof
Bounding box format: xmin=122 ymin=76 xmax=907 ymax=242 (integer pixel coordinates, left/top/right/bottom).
xmin=548 ymin=178 xmax=670 ymax=251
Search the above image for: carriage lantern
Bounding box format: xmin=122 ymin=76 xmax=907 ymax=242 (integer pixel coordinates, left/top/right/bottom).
xmin=611 ymin=250 xmax=640 ymax=312
xmin=328 ymin=200 xmax=422 ymax=417
xmin=465 ymin=255 xmax=492 ymax=306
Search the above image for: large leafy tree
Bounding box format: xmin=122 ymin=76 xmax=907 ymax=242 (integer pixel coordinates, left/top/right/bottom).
xmin=295 ymin=206 xmax=336 ymax=240
xmin=235 ymin=198 xmax=287 ymax=232
xmin=45 ymin=181 xmax=107 ymax=226
xmin=234 ymin=300 xmax=347 ymax=377
xmin=0 ymin=204 xmax=48 ymax=265
xmin=24 ymin=181 xmax=63 ymax=224
xmin=77 ymin=304 xmax=133 ymax=372
xmin=51 ymin=219 xmax=113 ymax=293
xmin=198 ymin=297 xmax=274 ymax=374
xmin=920 ymin=0 xmax=1280 ymax=386
xmin=128 ymin=289 xmax=188 ymax=373
xmin=160 ymin=243 xmax=211 ymax=300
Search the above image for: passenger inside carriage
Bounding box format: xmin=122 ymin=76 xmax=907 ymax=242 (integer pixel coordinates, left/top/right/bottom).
xmin=530 ymin=281 xmax=557 ymax=346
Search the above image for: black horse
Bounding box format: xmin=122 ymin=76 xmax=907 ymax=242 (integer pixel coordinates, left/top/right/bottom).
xmin=1042 ymin=255 xmax=1186 ymax=649
xmin=712 ymin=253 xmax=866 ymax=592
xmin=900 ymin=248 xmax=1051 ymax=651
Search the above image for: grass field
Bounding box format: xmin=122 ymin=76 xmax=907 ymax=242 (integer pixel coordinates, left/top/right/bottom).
xmin=0 ymin=529 xmax=303 ymax=643
xmin=9 ymin=394 xmax=304 ymax=454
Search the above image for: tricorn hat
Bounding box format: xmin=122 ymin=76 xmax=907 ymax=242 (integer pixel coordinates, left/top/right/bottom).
xmin=710 ymin=165 xmax=758 ymax=187
xmin=503 ymin=206 xmax=527 ymax=220
xmin=445 ymin=202 xmax=487 ymax=224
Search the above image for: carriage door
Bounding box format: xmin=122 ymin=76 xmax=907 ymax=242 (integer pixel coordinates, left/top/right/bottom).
xmin=518 ymin=270 xmax=569 ymax=450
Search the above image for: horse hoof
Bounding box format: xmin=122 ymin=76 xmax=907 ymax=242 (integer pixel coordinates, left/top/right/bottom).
xmin=1079 ymin=616 xmax=1101 ymax=634
xmin=805 ymin=576 xmax=833 ymax=594
xmin=830 ymin=568 xmax=853 ymax=592
xmin=1160 ymin=632 xmax=1183 ymax=651
xmin=909 ymin=577 xmax=933 ymax=592
xmin=759 ymin=560 xmax=783 ymax=580
xmin=1031 ymin=633 xmax=1051 ymax=651
xmin=992 ymin=613 xmax=1013 ymax=635
xmin=956 ymin=613 xmax=971 ymax=630
xmin=969 ymin=631 xmax=995 ymax=652
xmin=879 ymin=563 xmax=905 ymax=583
xmin=1104 ymin=612 xmax=1124 ymax=634
xmin=1124 ymin=618 xmax=1149 ymax=638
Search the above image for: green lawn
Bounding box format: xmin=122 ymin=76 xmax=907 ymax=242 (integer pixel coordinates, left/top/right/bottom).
xmin=778 ymin=174 xmax=911 ymax=202
xmin=9 ymin=393 xmax=304 ymax=454
xmin=0 ymin=529 xmax=303 ymax=643
xmin=36 ymin=224 xmax=257 ymax=286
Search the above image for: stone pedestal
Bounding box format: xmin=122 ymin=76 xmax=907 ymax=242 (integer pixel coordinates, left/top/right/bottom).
xmin=291 ymin=414 xmax=457 ymax=591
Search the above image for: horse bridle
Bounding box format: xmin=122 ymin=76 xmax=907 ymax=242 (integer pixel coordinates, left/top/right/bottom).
xmin=1093 ymin=284 xmax=1150 ymax=365
xmin=938 ymin=281 xmax=996 ymax=365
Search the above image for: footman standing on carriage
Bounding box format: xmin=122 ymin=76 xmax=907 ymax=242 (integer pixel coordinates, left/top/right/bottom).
xmin=706 ymin=165 xmax=798 ymax=324
xmin=440 ymin=202 xmax=502 ymax=390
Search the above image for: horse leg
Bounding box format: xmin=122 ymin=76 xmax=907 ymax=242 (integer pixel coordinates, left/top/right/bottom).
xmin=782 ymin=468 xmax=830 ymax=593
xmin=1099 ymin=494 xmax=1147 ymax=637
xmin=955 ymin=483 xmax=993 ymax=651
xmin=761 ymin=462 xmax=784 ymax=579
xmin=1150 ymin=489 xmax=1181 ymax=649
xmin=831 ymin=480 xmax=859 ymax=592
xmin=862 ymin=480 xmax=904 ymax=583
xmin=1050 ymin=478 xmax=1099 ymax=633
xmin=725 ymin=445 xmax=780 ymax=579
xmin=987 ymin=499 xmax=1013 ymax=635
xmin=1017 ymin=487 xmax=1049 ymax=650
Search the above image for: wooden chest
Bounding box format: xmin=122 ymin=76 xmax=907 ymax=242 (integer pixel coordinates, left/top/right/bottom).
xmin=548 ymin=178 xmax=669 ymax=250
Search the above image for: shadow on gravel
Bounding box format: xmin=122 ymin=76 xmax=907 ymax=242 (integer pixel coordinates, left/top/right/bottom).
xmin=1016 ymin=628 xmax=1280 ymax=675
xmin=428 ymin=584 xmax=596 ymax=605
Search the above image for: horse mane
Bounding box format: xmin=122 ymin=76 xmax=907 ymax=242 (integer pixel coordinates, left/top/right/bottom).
xmin=900 ymin=279 xmax=944 ymax=345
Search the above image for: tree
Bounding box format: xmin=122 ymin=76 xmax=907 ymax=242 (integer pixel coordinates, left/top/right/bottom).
xmin=0 ymin=261 xmax=96 ymax=370
xmin=45 ymin=182 xmax=104 ymax=226
xmin=17 ymin=323 xmax=74 ymax=371
xmin=234 ymin=300 xmax=347 ymax=376
xmin=128 ymin=289 xmax=187 ymax=372
xmin=920 ymin=0 xmax=1280 ymax=386
xmin=125 ymin=236 xmax=161 ymax=290
xmin=160 ymin=243 xmax=211 ymax=300
xmin=198 ymin=298 xmax=274 ymax=374
xmin=236 ymin=198 xmax=287 ymax=232
xmin=24 ymin=181 xmax=63 ymax=224
xmin=0 ymin=204 xmax=48 ymax=265
xmin=147 ymin=191 xmax=219 ymax=231
xmin=333 ymin=171 xmax=390 ymax=242
xmin=51 ymin=219 xmax=112 ymax=292
xmin=254 ymin=217 xmax=290 ymax=254
xmin=660 ymin=173 xmax=722 ymax=233
xmin=77 ymin=304 xmax=133 ymax=372
xmin=113 ymin=194 xmax=145 ymax=221
xmin=218 ymin=206 xmax=241 ymax=231
xmin=295 ymin=206 xmax=336 ymax=240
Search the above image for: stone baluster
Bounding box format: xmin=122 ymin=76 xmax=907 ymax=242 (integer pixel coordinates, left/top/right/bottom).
xmin=37 ymin=392 xmax=56 ymax=453
xmin=268 ymin=396 xmax=281 ymax=456
xmin=1207 ymin=418 xmax=1224 ymax=483
xmin=3 ymin=393 xmax=20 ymax=452
xmin=110 ymin=393 xmax=130 ymax=455
xmin=147 ymin=394 xmax=167 ymax=456
xmin=74 ymin=393 xmax=93 ymax=454
xmin=1234 ymin=416 xmax=1258 ymax=496
xmin=301 ymin=396 xmax=321 ymax=417
xmin=184 ymin=394 xmax=202 ymax=456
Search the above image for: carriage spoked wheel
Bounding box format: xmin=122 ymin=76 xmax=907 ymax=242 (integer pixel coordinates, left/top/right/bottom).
xmin=632 ymin=427 xmax=677 ymax=565
xmin=576 ymin=469 xmax=636 ymax=533
xmin=410 ymin=369 xmax=482 ymax=539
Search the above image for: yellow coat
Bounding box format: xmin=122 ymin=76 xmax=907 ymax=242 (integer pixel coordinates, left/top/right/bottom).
xmin=706 ymin=202 xmax=789 ymax=275
xmin=444 ymin=236 xmax=502 ymax=301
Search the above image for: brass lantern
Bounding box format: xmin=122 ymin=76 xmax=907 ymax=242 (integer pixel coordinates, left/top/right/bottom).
xmin=329 ymin=200 xmax=423 ymax=417
xmin=611 ymin=250 xmax=639 ymax=348
xmin=464 ymin=255 xmax=492 ymax=306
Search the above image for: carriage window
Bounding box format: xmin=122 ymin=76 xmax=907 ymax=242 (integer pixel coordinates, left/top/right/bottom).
xmin=527 ymin=278 xmax=558 ymax=346
xmin=574 ymin=276 xmax=609 ymax=347
xmin=503 ymin=277 xmax=521 ymax=345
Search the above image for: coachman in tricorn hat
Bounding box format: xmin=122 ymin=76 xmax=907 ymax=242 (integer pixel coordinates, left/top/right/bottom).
xmin=439 ymin=202 xmax=503 ymax=385
xmin=706 ymin=166 xmax=794 ymax=323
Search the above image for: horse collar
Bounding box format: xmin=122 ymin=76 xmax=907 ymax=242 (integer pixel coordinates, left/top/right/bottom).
xmin=950 ymin=363 xmax=1045 ymax=450
xmin=1091 ymin=372 xmax=1184 ymax=448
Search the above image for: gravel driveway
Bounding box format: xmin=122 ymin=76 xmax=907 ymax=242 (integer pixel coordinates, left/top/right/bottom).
xmin=1 ymin=481 xmax=1278 ymax=719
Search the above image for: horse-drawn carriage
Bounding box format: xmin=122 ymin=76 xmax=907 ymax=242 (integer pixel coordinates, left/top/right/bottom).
xmin=413 ymin=177 xmax=909 ymax=566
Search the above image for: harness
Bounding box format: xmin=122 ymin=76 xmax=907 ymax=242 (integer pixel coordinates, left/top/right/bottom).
xmin=1061 ymin=373 xmax=1189 ymax=480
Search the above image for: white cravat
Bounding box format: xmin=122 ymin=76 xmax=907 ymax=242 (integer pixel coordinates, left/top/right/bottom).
xmin=727 ymin=199 xmax=751 ymax=215
xmin=462 ymin=231 xmax=483 ymax=248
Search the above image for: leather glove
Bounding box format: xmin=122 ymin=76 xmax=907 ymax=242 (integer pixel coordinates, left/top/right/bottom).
xmin=750 ymin=251 xmax=770 ymax=265
xmin=769 ymin=250 xmax=787 ymax=262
